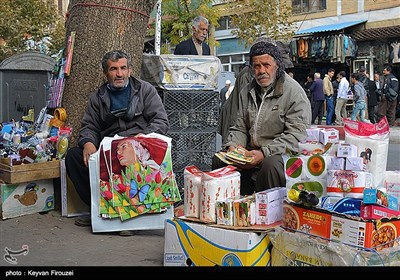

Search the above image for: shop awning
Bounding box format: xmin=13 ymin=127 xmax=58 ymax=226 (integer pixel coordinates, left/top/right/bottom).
xmin=295 ymin=20 xmax=367 ymax=35
xmin=352 ymin=25 xmax=400 ymax=41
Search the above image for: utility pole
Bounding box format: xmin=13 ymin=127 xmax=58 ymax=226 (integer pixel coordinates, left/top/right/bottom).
xmin=155 ymin=0 xmax=162 ymax=55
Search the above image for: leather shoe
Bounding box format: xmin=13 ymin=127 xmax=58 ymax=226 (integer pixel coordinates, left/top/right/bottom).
xmin=74 ymin=216 xmax=91 ymax=227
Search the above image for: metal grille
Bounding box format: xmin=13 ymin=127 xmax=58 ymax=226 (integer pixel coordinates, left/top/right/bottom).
xmin=163 ymin=90 xmax=220 ymax=132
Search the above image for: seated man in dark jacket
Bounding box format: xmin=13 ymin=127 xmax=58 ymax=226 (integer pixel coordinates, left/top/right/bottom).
xmin=174 ymin=16 xmax=210 ymax=56
xmin=65 ymin=50 xmax=169 ymax=231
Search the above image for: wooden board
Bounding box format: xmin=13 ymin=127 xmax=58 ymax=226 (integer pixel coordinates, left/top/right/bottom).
xmin=0 ymin=161 xmax=60 ymax=184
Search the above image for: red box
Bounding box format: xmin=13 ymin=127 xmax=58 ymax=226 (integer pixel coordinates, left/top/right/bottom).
xmin=360 ymin=204 xmax=400 ymax=219
xmin=282 ymin=201 xmax=331 ymax=239
xmin=330 ymin=214 xmax=400 ymax=250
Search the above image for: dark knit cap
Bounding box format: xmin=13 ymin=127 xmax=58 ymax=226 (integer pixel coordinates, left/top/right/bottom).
xmin=249 ymin=40 xmax=285 ymax=79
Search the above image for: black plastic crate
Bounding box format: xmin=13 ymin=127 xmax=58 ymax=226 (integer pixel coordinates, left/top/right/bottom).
xmin=163 ymin=90 xmax=220 ymax=131
xmin=168 ymin=131 xmax=217 ymax=173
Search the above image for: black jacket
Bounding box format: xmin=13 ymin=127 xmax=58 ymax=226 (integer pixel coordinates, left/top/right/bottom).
xmin=78 ymin=76 xmax=169 ymax=149
xmin=368 ymin=79 xmax=380 ymax=106
xmin=174 ymin=38 xmax=210 ymax=55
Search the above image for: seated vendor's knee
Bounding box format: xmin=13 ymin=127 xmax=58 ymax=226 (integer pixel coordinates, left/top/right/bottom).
xmin=255 ymin=155 xmax=285 ymax=192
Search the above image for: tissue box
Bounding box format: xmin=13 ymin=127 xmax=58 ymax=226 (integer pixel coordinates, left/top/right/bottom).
xmin=363 ymin=189 xmax=399 ymax=211
xmin=319 ymin=128 xmax=339 ymax=145
xmin=327 ymin=157 xmax=345 ymax=170
xmin=320 ymin=196 xmax=362 ymax=216
xmin=254 ymin=187 xmax=286 ymax=225
xmin=345 ymin=157 xmax=364 ymax=171
xmin=305 ymin=127 xmax=323 ymax=142
xmin=337 ymin=143 xmax=358 ymax=158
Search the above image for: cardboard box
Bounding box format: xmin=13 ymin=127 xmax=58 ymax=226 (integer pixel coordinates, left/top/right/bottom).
xmin=345 ymin=157 xmax=364 ymax=171
xmin=282 ymin=201 xmax=332 ymax=239
xmin=269 ymin=227 xmax=400 ymax=266
xmin=360 ymin=204 xmax=400 ymax=220
xmin=305 ymin=127 xmax=323 ymax=142
xmin=1 ymin=179 xmax=54 ymax=219
xmin=141 ymin=54 xmax=220 ymax=90
xmin=337 ymin=143 xmax=358 ymax=158
xmin=60 ymin=159 xmax=90 ymax=217
xmin=0 ymin=160 xmax=60 ymax=184
xmin=326 ymin=156 xmax=345 ymax=170
xmin=254 ymin=187 xmax=286 ymax=225
xmin=164 ymin=218 xmax=272 ymax=266
xmin=330 ymin=214 xmax=400 ymax=250
xmin=363 ymin=189 xmax=399 ymax=211
xmin=319 ymin=128 xmax=339 ymax=145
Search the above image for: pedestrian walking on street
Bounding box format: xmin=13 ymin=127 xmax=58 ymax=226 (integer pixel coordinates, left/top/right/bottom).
xmin=350 ymin=73 xmax=367 ymax=122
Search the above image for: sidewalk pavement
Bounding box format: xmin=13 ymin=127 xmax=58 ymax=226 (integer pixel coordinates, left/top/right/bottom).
xmin=389 ymin=122 xmax=400 ymax=144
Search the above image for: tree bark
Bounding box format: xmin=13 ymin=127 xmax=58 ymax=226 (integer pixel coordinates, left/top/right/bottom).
xmin=62 ymin=0 xmax=157 ymax=147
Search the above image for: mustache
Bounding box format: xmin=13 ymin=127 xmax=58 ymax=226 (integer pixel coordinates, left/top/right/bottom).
xmin=256 ymin=74 xmax=269 ymax=80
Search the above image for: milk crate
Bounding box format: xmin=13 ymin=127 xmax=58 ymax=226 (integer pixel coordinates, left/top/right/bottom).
xmin=168 ymin=131 xmax=218 ymax=173
xmin=163 ymin=90 xmax=220 ymax=132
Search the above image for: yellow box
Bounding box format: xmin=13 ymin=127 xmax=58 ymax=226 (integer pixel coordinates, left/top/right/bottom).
xmin=164 ymin=218 xmax=271 ymax=266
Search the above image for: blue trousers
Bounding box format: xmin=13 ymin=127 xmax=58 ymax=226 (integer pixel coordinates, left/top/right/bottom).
xmin=325 ymin=96 xmax=334 ymax=125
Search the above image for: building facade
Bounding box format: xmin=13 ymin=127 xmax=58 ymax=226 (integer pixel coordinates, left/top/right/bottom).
xmin=213 ymin=0 xmax=400 ymax=81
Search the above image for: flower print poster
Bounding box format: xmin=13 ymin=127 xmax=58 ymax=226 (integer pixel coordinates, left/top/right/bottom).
xmin=98 ymin=133 xmax=181 ymax=221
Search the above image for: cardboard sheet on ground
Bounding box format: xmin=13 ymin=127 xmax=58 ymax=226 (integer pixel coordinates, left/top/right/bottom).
xmin=89 ymin=134 xmax=179 ymax=233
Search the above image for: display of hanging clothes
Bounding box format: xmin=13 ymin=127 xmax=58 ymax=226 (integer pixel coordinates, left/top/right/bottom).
xmin=291 ymin=34 xmax=358 ymax=64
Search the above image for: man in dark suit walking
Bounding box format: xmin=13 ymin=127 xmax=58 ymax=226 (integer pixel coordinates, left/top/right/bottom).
xmin=174 ymin=16 xmax=211 ymax=56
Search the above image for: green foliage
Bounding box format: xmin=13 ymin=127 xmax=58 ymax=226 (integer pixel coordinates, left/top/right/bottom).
xmin=0 ymin=0 xmax=65 ymax=62
xmin=225 ymin=0 xmax=295 ymax=48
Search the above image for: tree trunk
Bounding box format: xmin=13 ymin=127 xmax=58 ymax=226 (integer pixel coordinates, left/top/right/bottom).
xmin=62 ymin=0 xmax=157 ymax=147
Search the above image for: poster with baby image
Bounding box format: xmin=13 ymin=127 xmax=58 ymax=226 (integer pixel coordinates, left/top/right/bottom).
xmin=98 ymin=133 xmax=181 ymax=221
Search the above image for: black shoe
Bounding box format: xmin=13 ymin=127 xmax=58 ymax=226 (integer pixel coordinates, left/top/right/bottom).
xmin=74 ymin=215 xmax=91 ymax=227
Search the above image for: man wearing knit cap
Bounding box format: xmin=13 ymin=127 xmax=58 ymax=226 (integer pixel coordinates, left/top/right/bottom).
xmin=213 ymin=39 xmax=311 ymax=195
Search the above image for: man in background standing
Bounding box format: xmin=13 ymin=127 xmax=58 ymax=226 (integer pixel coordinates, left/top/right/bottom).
xmin=323 ymin=68 xmax=335 ymax=125
xmin=174 ymin=16 xmax=210 ymax=56
xmin=334 ymin=71 xmax=350 ymax=126
xmin=310 ymin=72 xmax=324 ymax=125
xmin=220 ymin=80 xmax=231 ymax=109
xmin=377 ymin=65 xmax=399 ymax=126
xmin=367 ymin=72 xmax=381 ymax=123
